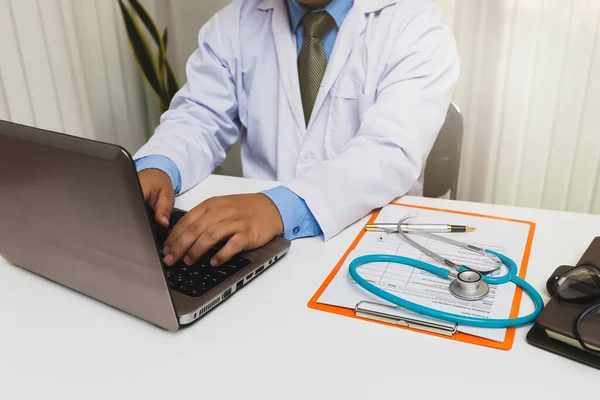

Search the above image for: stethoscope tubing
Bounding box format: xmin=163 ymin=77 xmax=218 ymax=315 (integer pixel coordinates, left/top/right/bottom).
xmin=349 ymin=251 xmax=544 ymax=328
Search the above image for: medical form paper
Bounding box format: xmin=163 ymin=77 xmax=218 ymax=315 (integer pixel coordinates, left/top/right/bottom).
xmin=315 ymin=204 xmax=535 ymax=343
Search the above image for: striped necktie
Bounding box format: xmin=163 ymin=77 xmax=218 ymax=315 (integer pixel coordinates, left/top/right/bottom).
xmin=297 ymin=12 xmax=332 ymax=127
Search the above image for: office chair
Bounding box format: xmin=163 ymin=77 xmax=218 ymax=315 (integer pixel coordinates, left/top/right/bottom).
xmin=423 ymin=103 xmax=464 ymax=200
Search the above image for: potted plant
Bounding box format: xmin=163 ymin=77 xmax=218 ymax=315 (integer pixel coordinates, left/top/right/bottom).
xmin=117 ymin=0 xmax=180 ymax=113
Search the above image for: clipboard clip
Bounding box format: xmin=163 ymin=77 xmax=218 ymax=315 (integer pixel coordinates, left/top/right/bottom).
xmin=354 ymin=301 xmax=458 ymax=336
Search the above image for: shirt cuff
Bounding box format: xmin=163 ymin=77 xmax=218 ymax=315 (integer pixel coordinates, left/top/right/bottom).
xmin=262 ymin=186 xmax=322 ymax=240
xmin=134 ymin=155 xmax=182 ymax=194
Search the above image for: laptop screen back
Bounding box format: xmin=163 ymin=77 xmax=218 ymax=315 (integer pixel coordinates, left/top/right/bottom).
xmin=0 ymin=120 xmax=179 ymax=331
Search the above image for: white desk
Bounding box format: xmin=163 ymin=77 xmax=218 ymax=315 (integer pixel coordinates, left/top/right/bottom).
xmin=1 ymin=175 xmax=598 ymax=400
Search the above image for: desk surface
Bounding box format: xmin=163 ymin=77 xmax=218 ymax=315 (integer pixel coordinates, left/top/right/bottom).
xmin=1 ymin=175 xmax=599 ymax=399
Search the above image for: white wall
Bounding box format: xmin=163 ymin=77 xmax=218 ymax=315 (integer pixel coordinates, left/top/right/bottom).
xmin=1 ymin=0 xmax=599 ymax=215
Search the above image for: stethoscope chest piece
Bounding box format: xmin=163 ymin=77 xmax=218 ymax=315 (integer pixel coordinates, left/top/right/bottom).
xmin=449 ymin=270 xmax=489 ymax=301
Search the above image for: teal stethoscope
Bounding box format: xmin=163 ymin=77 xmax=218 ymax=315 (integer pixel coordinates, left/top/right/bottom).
xmin=349 ymin=213 xmax=544 ymax=328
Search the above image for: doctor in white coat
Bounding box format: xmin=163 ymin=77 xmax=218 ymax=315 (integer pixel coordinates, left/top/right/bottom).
xmin=134 ymin=0 xmax=460 ymax=267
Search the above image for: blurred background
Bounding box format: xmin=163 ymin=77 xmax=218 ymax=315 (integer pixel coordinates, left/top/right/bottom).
xmin=0 ymin=0 xmax=599 ymax=214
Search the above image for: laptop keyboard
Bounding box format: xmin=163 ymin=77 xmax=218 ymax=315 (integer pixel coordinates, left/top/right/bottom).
xmin=149 ymin=208 xmax=252 ymax=298
xmin=162 ymin=246 xmax=251 ymax=297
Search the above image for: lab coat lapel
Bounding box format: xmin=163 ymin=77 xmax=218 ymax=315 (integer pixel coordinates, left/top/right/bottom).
xmin=259 ymin=0 xmax=398 ymax=133
xmin=308 ymin=6 xmax=366 ymax=131
xmin=263 ymin=0 xmax=306 ymax=135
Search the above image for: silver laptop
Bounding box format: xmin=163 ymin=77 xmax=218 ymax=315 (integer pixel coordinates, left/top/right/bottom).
xmin=0 ymin=119 xmax=291 ymax=331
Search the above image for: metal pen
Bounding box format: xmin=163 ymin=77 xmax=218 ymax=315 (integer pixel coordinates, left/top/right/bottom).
xmin=365 ymin=223 xmax=476 ymax=233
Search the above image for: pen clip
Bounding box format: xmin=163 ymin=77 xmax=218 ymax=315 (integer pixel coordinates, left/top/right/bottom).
xmin=354 ymin=301 xmax=457 ymax=336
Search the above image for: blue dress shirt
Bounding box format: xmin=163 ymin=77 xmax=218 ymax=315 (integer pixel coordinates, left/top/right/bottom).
xmin=135 ymin=0 xmax=353 ymax=240
xmin=286 ymin=0 xmax=353 ymax=62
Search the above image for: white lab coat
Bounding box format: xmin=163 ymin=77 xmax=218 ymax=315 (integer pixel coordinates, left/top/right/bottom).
xmin=133 ymin=0 xmax=460 ymax=240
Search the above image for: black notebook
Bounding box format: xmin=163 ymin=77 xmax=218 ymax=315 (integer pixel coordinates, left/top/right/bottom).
xmin=526 ymin=237 xmax=600 ymax=369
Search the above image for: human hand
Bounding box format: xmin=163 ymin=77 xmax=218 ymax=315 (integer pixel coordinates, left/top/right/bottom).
xmin=138 ymin=169 xmax=175 ymax=228
xmin=162 ymin=194 xmax=284 ymax=267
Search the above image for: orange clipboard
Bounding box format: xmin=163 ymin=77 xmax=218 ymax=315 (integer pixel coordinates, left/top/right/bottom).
xmin=307 ymin=202 xmax=536 ymax=351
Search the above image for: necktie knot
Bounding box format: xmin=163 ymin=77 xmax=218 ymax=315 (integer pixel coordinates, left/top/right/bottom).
xmin=302 ymin=12 xmax=331 ymax=39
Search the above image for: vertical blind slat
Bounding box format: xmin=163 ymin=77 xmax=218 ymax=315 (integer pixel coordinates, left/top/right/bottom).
xmin=97 ymin=0 xmax=137 ymax=151
xmin=10 ymin=0 xmax=63 ymax=132
xmin=541 ymin=0 xmax=600 ymax=211
xmin=565 ymin=11 xmax=600 ymax=213
xmin=0 ymin=74 xmax=9 ymax=121
xmin=0 ymin=0 xmax=35 ymax=126
xmin=481 ymin=0 xmax=517 ymax=203
xmin=491 ymin=0 xmax=543 ymax=206
xmin=514 ymin=0 xmax=574 ymax=209
xmin=59 ymin=0 xmax=96 ymax=140
xmin=113 ymin=0 xmax=149 ymax=150
xmin=37 ymin=0 xmax=85 ymax=137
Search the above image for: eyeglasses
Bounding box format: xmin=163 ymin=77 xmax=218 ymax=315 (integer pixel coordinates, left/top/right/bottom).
xmin=547 ymin=263 xmax=600 ymax=355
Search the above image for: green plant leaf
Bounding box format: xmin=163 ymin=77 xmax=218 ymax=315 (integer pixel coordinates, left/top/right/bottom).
xmin=128 ymin=0 xmax=167 ymax=74
xmin=162 ymin=28 xmax=179 ymax=103
xmin=162 ymin=28 xmax=168 ymax=49
xmin=126 ymin=0 xmax=161 ymax=47
xmin=165 ymin=60 xmax=180 ymax=101
xmin=160 ymin=29 xmax=170 ymax=89
xmin=118 ymin=0 xmax=166 ymax=109
xmin=126 ymin=0 xmax=168 ymax=102
xmin=158 ymin=29 xmax=170 ymax=101
xmin=157 ymin=48 xmax=166 ymax=100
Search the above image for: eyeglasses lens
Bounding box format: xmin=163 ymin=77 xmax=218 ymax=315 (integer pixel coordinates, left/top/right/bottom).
xmin=555 ymin=264 xmax=600 ymax=301
xmin=576 ymin=303 xmax=600 ymax=354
